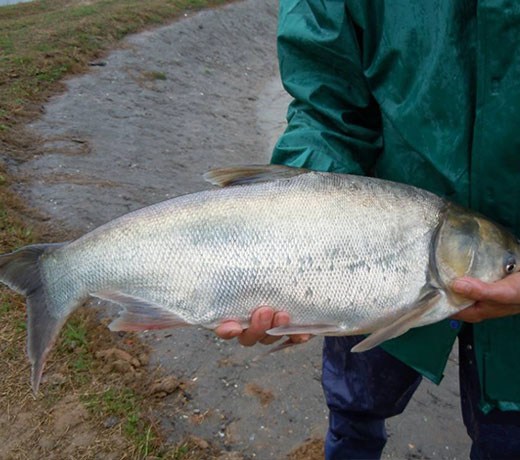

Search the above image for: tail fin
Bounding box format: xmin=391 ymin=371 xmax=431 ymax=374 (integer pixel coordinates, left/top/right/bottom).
xmin=0 ymin=243 xmax=67 ymax=394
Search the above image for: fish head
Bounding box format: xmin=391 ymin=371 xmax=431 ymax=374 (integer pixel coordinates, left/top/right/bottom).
xmin=433 ymin=204 xmax=520 ymax=301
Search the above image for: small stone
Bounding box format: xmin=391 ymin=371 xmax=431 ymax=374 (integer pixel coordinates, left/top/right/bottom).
xmin=104 ymin=416 xmax=120 ymax=429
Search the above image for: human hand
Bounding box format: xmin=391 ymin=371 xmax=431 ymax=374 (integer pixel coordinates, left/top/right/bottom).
xmin=451 ymin=273 xmax=520 ymax=323
xmin=214 ymin=306 xmax=312 ymax=346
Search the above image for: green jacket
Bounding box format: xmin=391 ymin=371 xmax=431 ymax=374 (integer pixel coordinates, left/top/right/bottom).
xmin=272 ymin=0 xmax=520 ymax=412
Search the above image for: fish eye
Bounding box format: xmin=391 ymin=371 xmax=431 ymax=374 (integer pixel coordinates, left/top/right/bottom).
xmin=504 ymin=253 xmax=517 ymax=274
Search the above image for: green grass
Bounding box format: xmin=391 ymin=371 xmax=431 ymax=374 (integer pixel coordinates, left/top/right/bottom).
xmin=0 ymin=295 xmax=10 ymax=315
xmin=147 ymin=70 xmax=168 ymax=81
xmin=58 ymin=318 xmax=94 ymax=380
xmin=15 ymin=319 xmax=26 ymax=334
xmin=62 ymin=319 xmax=89 ymax=350
xmin=83 ymin=387 xmax=137 ymax=416
xmin=82 ymin=387 xmax=157 ymax=455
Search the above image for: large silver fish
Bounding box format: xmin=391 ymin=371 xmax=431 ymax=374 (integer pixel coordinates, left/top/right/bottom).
xmin=1 ymin=165 xmax=519 ymax=392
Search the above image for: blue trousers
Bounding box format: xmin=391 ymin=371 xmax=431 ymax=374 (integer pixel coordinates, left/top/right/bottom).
xmin=322 ymin=325 xmax=520 ymax=460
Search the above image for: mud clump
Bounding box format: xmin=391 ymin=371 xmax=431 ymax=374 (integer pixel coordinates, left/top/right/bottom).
xmin=288 ymin=438 xmax=325 ymax=460
xmin=149 ymin=375 xmax=187 ymax=398
xmin=245 ymin=382 xmax=275 ymax=407
xmin=95 ymin=347 xmax=142 ymax=368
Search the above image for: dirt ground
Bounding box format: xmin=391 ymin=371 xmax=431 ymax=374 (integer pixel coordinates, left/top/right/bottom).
xmin=6 ymin=0 xmax=471 ymax=458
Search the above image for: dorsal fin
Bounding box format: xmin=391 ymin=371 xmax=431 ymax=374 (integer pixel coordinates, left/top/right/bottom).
xmin=203 ymin=164 xmax=309 ymax=187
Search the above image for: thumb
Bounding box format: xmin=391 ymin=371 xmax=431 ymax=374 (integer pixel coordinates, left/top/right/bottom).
xmin=452 ymin=276 xmax=516 ymax=303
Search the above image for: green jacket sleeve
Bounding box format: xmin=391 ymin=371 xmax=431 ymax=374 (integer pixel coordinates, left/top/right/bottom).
xmin=272 ymin=0 xmax=382 ymax=174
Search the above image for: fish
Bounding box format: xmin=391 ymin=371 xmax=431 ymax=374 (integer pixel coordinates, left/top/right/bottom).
xmin=1 ymin=165 xmax=519 ymax=393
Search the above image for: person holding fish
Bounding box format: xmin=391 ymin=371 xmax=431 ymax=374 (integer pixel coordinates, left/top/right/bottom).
xmin=216 ymin=1 xmax=520 ymax=459
xmin=1 ymin=2 xmax=520 ymax=459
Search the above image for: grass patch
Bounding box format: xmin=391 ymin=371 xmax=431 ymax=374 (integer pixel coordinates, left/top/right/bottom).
xmin=82 ymin=387 xmax=138 ymax=417
xmin=146 ymin=70 xmax=168 ymax=81
xmin=59 ymin=318 xmax=94 ymax=381
xmin=0 ymin=295 xmax=10 ymax=314
xmin=62 ymin=318 xmax=89 ymax=351
xmin=15 ymin=319 xmax=26 ymax=334
xmin=82 ymin=387 xmax=158 ymax=456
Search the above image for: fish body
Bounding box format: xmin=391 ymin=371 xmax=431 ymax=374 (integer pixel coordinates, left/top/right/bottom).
xmin=1 ymin=165 xmax=519 ymax=392
xmin=46 ymin=171 xmax=443 ymax=330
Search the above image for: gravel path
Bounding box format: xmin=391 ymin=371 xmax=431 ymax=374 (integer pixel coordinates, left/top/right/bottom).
xmin=10 ymin=0 xmax=470 ymax=458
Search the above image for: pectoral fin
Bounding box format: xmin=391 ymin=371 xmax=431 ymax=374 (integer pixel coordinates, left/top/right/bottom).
xmin=91 ymin=290 xmax=189 ymax=331
xmin=351 ymin=287 xmax=442 ymax=353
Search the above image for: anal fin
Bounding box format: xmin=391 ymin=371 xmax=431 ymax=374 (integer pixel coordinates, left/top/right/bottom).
xmin=91 ymin=290 xmax=189 ymax=332
xmin=351 ymin=287 xmax=441 ymax=353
